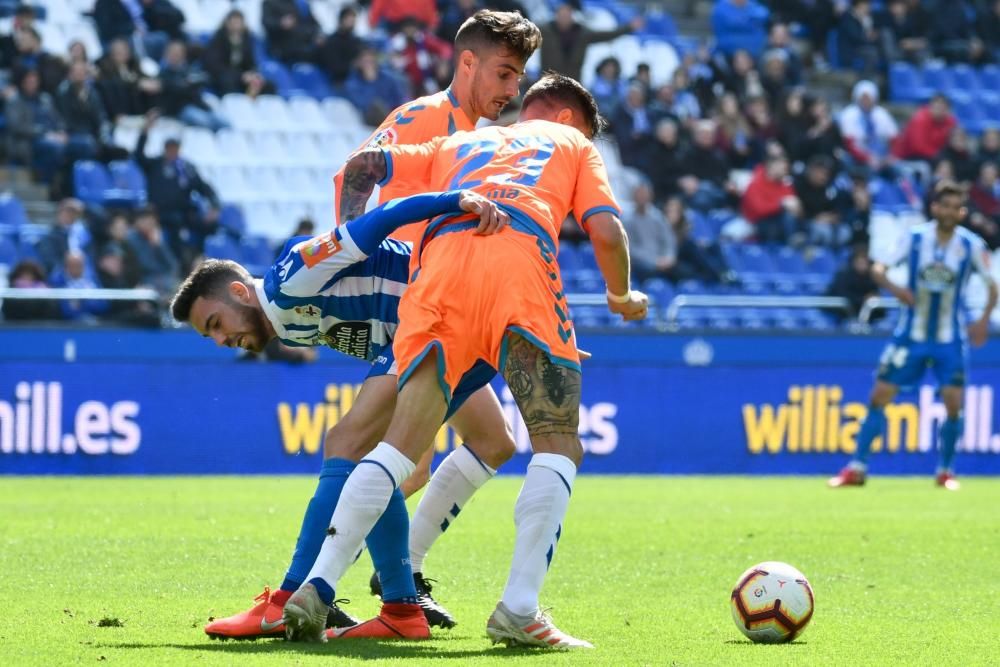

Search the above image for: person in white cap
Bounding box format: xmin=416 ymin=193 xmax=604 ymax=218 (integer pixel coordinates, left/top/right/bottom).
xmin=838 ymin=79 xmax=899 ymax=173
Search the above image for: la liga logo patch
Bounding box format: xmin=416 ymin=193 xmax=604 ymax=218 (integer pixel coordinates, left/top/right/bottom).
xmin=297 ymin=232 xmax=342 ymax=267
xmin=366 ymin=127 xmax=398 ymax=149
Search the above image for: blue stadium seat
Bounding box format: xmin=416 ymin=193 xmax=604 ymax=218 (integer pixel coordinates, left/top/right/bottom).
xmin=259 ymin=60 xmax=297 ymax=98
xmin=241 ymin=235 xmax=276 ymax=271
xmin=688 ymin=211 xmax=716 ymax=242
xmin=921 ymin=64 xmax=953 ymax=95
xmin=773 ymin=245 xmax=806 ymax=274
xmin=291 ymin=63 xmax=333 ymax=99
xmin=641 ymin=277 xmax=674 ymax=306
xmin=800 ymin=274 xmax=830 ymax=295
xmin=204 ymin=234 xmax=242 ymax=261
xmin=889 ymin=62 xmax=922 ymax=103
xmin=676 ymin=308 xmax=707 ymax=329
xmin=0 ymin=193 xmax=29 ymax=227
xmin=771 ymin=308 xmax=803 ymax=330
xmin=981 ymin=65 xmax=1000 ymax=91
xmin=803 ymin=247 xmax=837 ymax=274
xmin=950 ymin=93 xmax=986 ymax=134
xmin=72 ymin=161 xmax=113 ymax=207
xmin=980 ymin=92 xmax=1000 ymax=127
xmin=557 ymin=243 xmax=582 ymax=272
xmin=218 ymin=205 xmax=247 ymax=238
xmin=107 ymin=160 xmax=147 ymax=207
xmin=571 ymin=305 xmax=608 ymax=328
xmin=949 ymin=64 xmax=980 ymax=93
xmin=676 ymin=278 xmax=710 ymax=294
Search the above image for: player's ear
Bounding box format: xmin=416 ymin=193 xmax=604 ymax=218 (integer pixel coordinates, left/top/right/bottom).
xmin=555 ymin=107 xmax=575 ymax=126
xmin=229 ymin=281 xmax=251 ymax=304
xmin=458 ymin=48 xmax=477 ymax=73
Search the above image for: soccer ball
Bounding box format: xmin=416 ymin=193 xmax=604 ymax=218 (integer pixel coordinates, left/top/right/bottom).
xmin=730 ymin=561 xmax=814 ymax=643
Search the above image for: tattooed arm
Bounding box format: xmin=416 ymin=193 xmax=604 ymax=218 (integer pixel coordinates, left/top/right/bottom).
xmin=339 ymin=148 xmax=388 ymax=222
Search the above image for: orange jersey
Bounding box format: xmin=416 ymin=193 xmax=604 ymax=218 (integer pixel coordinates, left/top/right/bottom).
xmin=381 ymin=120 xmax=620 ymax=252
xmin=332 ymin=89 xmax=474 ymax=242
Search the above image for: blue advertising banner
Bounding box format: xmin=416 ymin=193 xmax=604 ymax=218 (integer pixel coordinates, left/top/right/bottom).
xmin=1 ymin=330 xmax=999 ymax=475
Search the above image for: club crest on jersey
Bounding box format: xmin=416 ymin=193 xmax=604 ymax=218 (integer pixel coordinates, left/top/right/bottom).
xmin=366 ymin=127 xmax=398 ymax=149
xmin=298 ymin=232 xmax=342 ymax=268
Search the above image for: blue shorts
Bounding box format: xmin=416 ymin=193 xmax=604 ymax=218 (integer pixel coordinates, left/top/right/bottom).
xmin=876 ymin=339 xmax=967 ymax=391
xmin=366 ymin=346 xmax=491 ymax=420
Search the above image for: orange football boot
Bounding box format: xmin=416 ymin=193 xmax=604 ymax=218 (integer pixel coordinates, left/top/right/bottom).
xmin=326 ymin=602 xmax=430 ymax=640
xmin=205 ymin=587 xmax=288 ymax=640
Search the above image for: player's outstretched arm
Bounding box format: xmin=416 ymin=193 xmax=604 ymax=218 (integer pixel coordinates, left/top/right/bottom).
xmin=586 ymin=211 xmax=648 ymax=321
xmin=340 ymin=148 xmax=388 ymax=222
xmin=346 ymin=191 xmax=506 ymax=254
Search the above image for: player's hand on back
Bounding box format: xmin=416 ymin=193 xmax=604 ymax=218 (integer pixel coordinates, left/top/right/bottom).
xmin=608 ymin=290 xmax=649 ymax=321
xmin=458 ymin=191 xmax=510 ymax=235
xmin=968 ymin=318 xmax=990 ymax=348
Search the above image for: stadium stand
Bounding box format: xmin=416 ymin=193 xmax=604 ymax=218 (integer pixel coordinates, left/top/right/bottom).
xmin=2 ymin=0 xmax=1000 ymax=332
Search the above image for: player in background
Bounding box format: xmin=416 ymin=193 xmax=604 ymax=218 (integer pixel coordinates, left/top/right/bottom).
xmin=333 ymin=8 xmax=542 ymax=606
xmin=829 ymin=181 xmax=997 ymax=490
xmin=283 ymin=74 xmax=648 ymax=649
xmin=198 ymin=9 xmax=541 ymax=641
xmin=177 ymin=192 xmax=508 ymax=641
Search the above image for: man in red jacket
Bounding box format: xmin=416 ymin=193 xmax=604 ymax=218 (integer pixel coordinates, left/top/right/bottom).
xmin=893 ymin=93 xmax=956 ymax=161
xmin=740 ymin=153 xmax=803 ymax=244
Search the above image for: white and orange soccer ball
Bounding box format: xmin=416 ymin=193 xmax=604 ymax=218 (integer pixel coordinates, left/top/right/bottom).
xmin=730 ymin=561 xmax=814 ymax=643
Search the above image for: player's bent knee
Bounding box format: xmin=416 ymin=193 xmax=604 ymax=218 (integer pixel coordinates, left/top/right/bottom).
xmin=323 ymin=416 xmax=381 ymax=462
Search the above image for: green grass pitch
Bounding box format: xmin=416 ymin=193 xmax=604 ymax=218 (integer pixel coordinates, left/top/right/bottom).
xmin=2 ymin=475 xmax=998 ymax=666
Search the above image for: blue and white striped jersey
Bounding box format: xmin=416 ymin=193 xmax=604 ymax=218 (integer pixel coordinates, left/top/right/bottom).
xmin=887 ymin=222 xmax=995 ymax=344
xmin=255 ymin=225 xmax=412 ymax=361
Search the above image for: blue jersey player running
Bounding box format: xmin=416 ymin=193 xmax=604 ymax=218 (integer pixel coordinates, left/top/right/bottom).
xmin=829 ymin=181 xmax=998 ymax=490
xmin=170 ymin=190 xmax=509 ymax=640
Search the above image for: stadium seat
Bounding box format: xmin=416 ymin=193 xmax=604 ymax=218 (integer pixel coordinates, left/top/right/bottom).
xmin=0 ymin=193 xmax=29 ymax=228
xmin=220 ymin=93 xmax=265 ymax=131
xmin=179 ymin=126 xmax=219 ymax=166
xmin=889 ymin=62 xmax=924 ymax=104
xmin=218 ymin=204 xmax=247 ymax=238
xmin=773 ymin=245 xmax=806 ymax=274
xmin=981 ymin=65 xmax=1000 ymax=91
xmin=581 ymin=5 xmax=617 ymax=31
xmin=215 ymin=129 xmax=259 ymax=166
xmin=641 ymin=9 xmax=678 ymax=38
xmin=950 ymin=93 xmax=986 ymax=134
xmin=949 ymin=64 xmax=980 ymax=93
xmin=921 ymin=64 xmax=953 ymax=96
xmin=288 ymin=96 xmax=330 ymax=133
xmin=72 ymin=161 xmax=113 ymax=207
xmin=640 ymin=38 xmax=680 ymax=87
xmin=640 ymin=277 xmax=674 ymax=307
xmin=241 ymin=235 xmax=276 ymax=273
xmin=204 ymin=234 xmax=242 ymax=261
xmin=259 ymin=60 xmax=296 ymax=98
xmin=291 ymin=63 xmax=333 ymax=99
xmin=106 ymin=160 xmax=148 ymax=207
xmin=251 ymin=132 xmax=294 ymax=168
xmin=255 ymin=95 xmax=295 ymax=132
xmin=322 ymin=97 xmax=364 ymax=131
xmin=287 ymin=133 xmax=330 ymax=168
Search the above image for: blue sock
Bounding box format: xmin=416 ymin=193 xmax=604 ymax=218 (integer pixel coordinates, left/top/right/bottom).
xmin=308 ymin=577 xmax=335 ymax=605
xmin=366 ymin=488 xmax=418 ymax=604
xmin=854 ymin=406 xmax=886 ymax=465
xmin=938 ymin=417 xmax=962 ymax=472
xmin=281 ymin=457 xmax=356 ymax=593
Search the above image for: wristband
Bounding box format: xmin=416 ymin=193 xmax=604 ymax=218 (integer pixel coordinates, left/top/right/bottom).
xmin=606 ymin=288 xmax=632 ymax=304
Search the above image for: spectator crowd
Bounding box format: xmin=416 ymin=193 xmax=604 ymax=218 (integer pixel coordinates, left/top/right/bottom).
xmin=2 ymin=0 xmax=1000 ymax=327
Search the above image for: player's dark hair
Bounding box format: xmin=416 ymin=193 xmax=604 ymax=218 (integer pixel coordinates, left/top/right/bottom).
xmin=454 ymin=9 xmax=541 ymax=63
xmin=170 ymin=259 xmax=252 ymax=323
xmin=932 ymin=179 xmax=966 ymax=203
xmin=522 ymin=71 xmax=607 ymax=138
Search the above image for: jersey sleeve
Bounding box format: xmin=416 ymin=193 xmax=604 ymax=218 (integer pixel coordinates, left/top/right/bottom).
xmin=381 ymin=137 xmax=445 ymax=190
xmin=276 ymin=226 xmax=369 ymax=297
xmin=571 ymin=141 xmax=621 ymax=231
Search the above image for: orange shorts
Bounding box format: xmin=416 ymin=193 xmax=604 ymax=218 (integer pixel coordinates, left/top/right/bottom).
xmin=392 ymin=229 xmax=579 ymax=402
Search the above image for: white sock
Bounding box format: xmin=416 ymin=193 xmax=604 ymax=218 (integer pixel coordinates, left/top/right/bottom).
xmin=304 ymin=442 xmax=415 ymax=589
xmin=500 ymin=453 xmax=577 ymax=617
xmin=409 ymin=445 xmax=496 ymax=573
